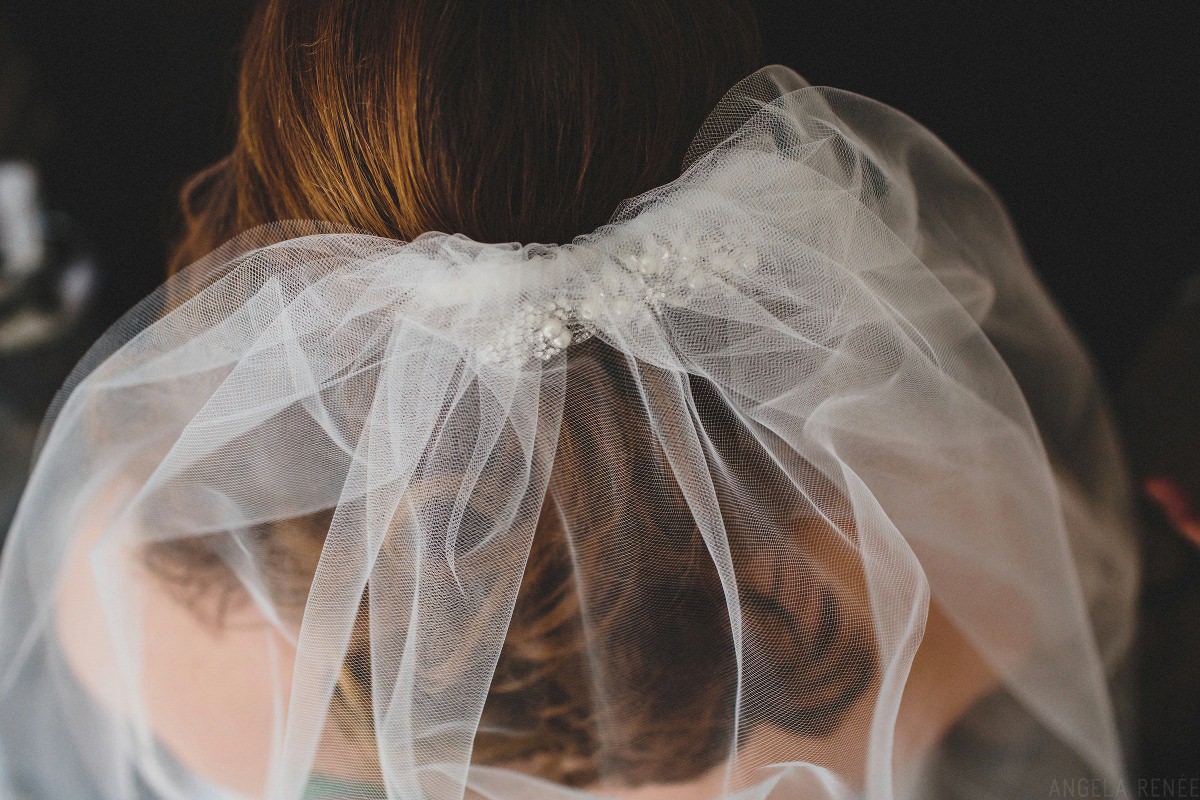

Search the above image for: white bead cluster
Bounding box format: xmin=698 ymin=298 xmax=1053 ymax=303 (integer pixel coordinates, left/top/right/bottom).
xmin=476 ymin=299 xmax=598 ymax=365
xmin=473 ymin=233 xmax=758 ymax=367
xmin=618 ymin=234 xmax=759 ymax=315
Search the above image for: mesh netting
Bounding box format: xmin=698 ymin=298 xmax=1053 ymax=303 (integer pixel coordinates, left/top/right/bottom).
xmin=0 ymin=67 xmax=1136 ymax=799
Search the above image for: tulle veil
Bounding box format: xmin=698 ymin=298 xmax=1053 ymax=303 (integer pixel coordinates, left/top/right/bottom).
xmin=0 ymin=66 xmax=1137 ymax=799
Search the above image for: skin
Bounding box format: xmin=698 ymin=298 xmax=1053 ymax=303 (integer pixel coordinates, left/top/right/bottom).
xmin=55 ymin=482 xmax=295 ymax=795
xmin=57 ymin=485 xmax=1002 ymax=798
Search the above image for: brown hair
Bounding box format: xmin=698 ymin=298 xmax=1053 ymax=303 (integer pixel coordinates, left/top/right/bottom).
xmin=474 ymin=344 xmax=876 ymax=786
xmin=157 ymin=0 xmax=877 ymax=789
xmin=171 ymin=0 xmax=763 ymax=273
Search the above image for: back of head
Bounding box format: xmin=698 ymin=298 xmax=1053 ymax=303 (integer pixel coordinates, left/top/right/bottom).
xmin=171 ymin=0 xmax=763 ymax=272
xmin=163 ymin=0 xmax=772 ymax=790
xmin=0 ymin=2 xmax=1141 ymax=799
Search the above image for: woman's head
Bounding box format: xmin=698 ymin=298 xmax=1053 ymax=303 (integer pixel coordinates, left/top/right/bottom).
xmin=142 ymin=339 xmax=877 ymax=792
xmin=150 ymin=0 xmax=879 ymax=792
xmin=171 ymin=0 xmax=763 ymax=273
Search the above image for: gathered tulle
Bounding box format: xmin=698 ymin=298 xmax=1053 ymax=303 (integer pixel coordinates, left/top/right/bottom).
xmin=0 ymin=67 xmax=1136 ymax=799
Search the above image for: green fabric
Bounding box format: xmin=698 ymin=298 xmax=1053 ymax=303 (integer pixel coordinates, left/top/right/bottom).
xmin=302 ymin=774 xmax=387 ymax=799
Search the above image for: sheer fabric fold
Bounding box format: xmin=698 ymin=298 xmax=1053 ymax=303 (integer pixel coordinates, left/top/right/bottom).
xmin=0 ymin=67 xmax=1136 ymax=799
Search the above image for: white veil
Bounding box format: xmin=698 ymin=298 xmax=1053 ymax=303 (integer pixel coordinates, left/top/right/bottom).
xmin=0 ymin=66 xmax=1137 ymax=799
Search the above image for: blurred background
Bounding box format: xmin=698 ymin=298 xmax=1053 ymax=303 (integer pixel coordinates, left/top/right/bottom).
xmin=1 ymin=0 xmax=1197 ymax=784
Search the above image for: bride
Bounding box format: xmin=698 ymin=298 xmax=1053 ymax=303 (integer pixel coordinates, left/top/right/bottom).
xmin=0 ymin=1 xmax=1137 ymax=798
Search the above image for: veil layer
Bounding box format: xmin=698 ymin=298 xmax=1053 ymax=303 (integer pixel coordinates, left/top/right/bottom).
xmin=0 ymin=67 xmax=1137 ymax=799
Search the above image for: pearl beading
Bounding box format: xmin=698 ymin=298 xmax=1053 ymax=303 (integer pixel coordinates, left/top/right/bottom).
xmin=473 ymin=233 xmax=759 ymax=366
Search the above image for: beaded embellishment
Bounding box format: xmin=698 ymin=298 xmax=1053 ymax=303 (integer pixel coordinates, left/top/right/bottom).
xmin=473 ymin=233 xmax=758 ymax=366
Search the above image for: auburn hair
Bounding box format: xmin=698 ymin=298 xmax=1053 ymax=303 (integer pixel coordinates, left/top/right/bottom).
xmin=157 ymin=0 xmax=878 ymax=789
xmin=171 ymin=0 xmax=764 ymax=273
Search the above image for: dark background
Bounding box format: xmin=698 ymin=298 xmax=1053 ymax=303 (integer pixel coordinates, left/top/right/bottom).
xmin=1 ymin=1 xmax=1196 ymax=387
